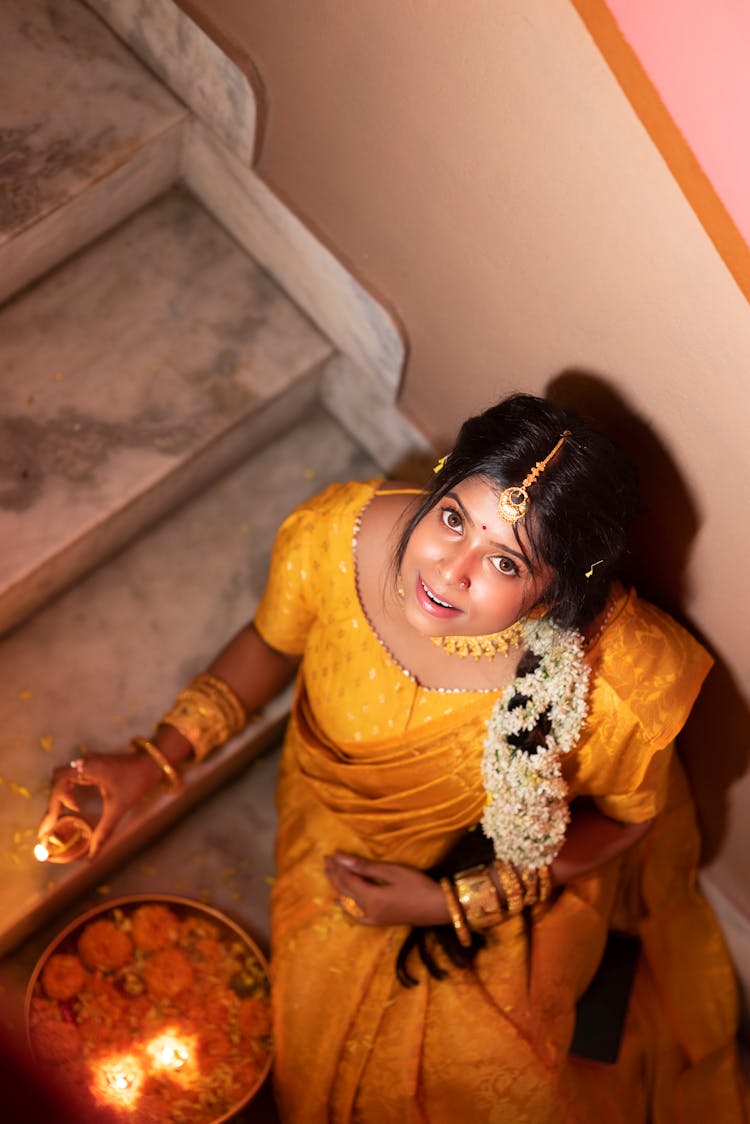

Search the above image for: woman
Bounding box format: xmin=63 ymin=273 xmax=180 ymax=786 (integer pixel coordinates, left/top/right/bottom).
xmin=41 ymin=393 xmax=747 ymax=1122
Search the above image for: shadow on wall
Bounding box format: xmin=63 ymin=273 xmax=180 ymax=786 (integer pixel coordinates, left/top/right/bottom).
xmin=546 ymin=371 xmax=749 ymax=866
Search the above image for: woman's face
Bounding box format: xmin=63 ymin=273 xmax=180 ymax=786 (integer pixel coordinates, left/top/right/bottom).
xmin=400 ymin=476 xmax=550 ymax=638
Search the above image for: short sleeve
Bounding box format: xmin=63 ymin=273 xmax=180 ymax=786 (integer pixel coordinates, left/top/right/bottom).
xmin=564 ymin=592 xmax=713 ymax=824
xmin=254 ymin=504 xmax=318 ymax=656
xmin=594 ymin=742 xmax=673 ymax=822
xmin=253 ymin=480 xmax=378 ymax=657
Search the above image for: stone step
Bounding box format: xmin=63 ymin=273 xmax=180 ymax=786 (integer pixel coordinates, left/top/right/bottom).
xmin=0 ymin=0 xmax=188 ymax=306
xmin=0 ymin=405 xmax=377 ymax=956
xmin=0 ymin=185 xmax=334 ymax=636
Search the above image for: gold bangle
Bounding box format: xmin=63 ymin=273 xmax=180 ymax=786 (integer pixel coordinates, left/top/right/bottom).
xmin=537 ymin=864 xmax=553 ymax=903
xmin=517 ymin=867 xmax=540 ymax=908
xmin=131 ymin=737 xmax=184 ymax=793
xmin=494 ymin=861 xmax=524 ymax=916
xmin=440 ymin=877 xmax=472 ymax=948
xmin=159 ymin=674 xmax=248 ymax=761
xmin=195 ymin=674 xmax=247 ymax=728
xmin=454 ymin=865 xmax=504 ymax=931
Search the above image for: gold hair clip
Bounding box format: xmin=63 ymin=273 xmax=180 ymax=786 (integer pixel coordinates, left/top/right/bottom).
xmin=497 ymin=431 xmax=571 ymax=524
xmin=433 ymin=454 xmax=449 ymax=474
xmin=585 ymin=559 xmax=604 ymax=579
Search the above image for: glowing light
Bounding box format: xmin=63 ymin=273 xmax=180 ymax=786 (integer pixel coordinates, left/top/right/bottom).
xmin=33 ymin=832 xmax=73 ymax=862
xmin=146 ymin=1030 xmax=195 ymax=1075
xmin=91 ymin=1054 xmax=144 ymax=1107
xmin=32 ymin=819 xmax=91 ymax=863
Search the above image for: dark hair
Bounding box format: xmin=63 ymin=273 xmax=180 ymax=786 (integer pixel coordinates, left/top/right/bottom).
xmin=394 ymin=393 xmax=639 ymax=629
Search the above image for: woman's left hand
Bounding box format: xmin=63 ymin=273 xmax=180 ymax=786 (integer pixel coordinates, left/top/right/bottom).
xmin=324 ymin=851 xmax=450 ymax=926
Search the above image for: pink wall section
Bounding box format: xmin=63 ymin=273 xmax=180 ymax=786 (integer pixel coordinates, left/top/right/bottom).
xmin=605 ymin=0 xmax=750 ymax=248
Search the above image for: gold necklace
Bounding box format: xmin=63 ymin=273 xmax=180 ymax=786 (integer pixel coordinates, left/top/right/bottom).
xmin=430 ymin=620 xmax=525 ymax=661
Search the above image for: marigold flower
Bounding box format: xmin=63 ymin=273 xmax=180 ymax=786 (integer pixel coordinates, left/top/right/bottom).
xmin=238 ymin=996 xmax=272 ymax=1039
xmin=132 ymin=904 xmax=181 ymax=952
xmin=78 ymin=919 xmax=133 ymax=971
xmin=198 ymin=1026 xmax=232 ymax=1067
xmin=30 ymin=1018 xmax=83 ymax=1064
xmin=143 ymin=948 xmax=195 ymax=999
xmin=41 ymin=952 xmax=88 ymax=1000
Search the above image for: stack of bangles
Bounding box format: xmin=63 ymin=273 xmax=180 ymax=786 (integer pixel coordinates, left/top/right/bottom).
xmin=440 ymin=861 xmax=552 ymax=947
xmin=130 ymin=673 xmax=249 ymax=790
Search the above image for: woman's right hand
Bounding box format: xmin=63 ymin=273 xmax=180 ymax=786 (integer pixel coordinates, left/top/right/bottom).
xmin=38 ymin=750 xmax=164 ymax=859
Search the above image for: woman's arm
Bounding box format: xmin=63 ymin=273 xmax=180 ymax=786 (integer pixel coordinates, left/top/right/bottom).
xmin=151 ymin=623 xmax=301 ymax=773
xmin=39 ymin=623 xmax=300 ymax=856
xmin=324 ymin=799 xmax=653 ymax=927
xmin=550 ymin=800 xmax=653 ymax=885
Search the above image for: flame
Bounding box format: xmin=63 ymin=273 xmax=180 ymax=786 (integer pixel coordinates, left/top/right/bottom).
xmin=89 ymin=1030 xmax=197 ymax=1111
xmin=146 ymin=1030 xmax=196 ymax=1076
xmin=91 ymin=1053 xmax=144 ymax=1107
xmin=34 ymin=822 xmax=88 ymax=862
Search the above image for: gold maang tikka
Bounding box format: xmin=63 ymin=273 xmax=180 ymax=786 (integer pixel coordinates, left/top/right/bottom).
xmin=430 ymin=620 xmax=524 ymax=661
xmin=498 ymin=430 xmax=571 ymax=524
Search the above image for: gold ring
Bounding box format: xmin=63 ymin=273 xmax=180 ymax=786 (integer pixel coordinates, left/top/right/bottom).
xmin=339 ymin=895 xmax=365 ymax=920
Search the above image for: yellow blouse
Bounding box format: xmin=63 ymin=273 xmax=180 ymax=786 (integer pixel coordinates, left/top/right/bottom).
xmin=256 ymin=479 xmax=712 ymax=829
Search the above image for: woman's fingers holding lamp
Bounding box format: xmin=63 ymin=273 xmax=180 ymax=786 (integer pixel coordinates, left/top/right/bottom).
xmin=37 ymin=758 xmax=89 ymax=840
xmin=39 ymin=749 xmax=163 ymax=860
xmin=87 ymin=802 xmax=120 ymax=859
xmin=72 ymin=751 xmax=150 ymax=857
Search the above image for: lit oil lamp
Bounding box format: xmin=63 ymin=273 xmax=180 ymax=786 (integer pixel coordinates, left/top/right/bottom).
xmin=34 ymin=814 xmax=92 ymax=864
xmin=146 ymin=1030 xmax=195 ymax=1075
xmin=92 ymin=1053 xmax=144 ymax=1107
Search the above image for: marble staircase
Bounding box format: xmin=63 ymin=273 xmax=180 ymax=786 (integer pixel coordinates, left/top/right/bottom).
xmin=0 ymin=187 xmax=332 ymax=636
xmin=0 ymin=0 xmax=392 ymax=966
xmin=0 ymin=0 xmax=188 ymax=306
xmin=0 ymin=405 xmax=375 ymax=954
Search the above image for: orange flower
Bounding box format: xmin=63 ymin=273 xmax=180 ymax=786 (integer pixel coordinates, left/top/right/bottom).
xmin=137 ymin=1076 xmax=184 ymax=1122
xmin=132 ymin=904 xmax=180 ymax=952
xmin=193 ymin=937 xmax=221 ymax=964
xmin=182 ymin=982 xmax=235 ymax=1025
xmin=40 ymin=952 xmax=88 ymax=1000
xmin=30 ymin=1018 xmax=83 ymax=1065
xmin=28 ymin=996 xmax=58 ymax=1023
xmin=143 ymin=948 xmax=195 ymax=1000
xmin=78 ymin=919 xmax=133 ymax=971
xmin=237 ymin=995 xmax=272 ymax=1039
xmin=197 ymin=1026 xmax=232 ymax=1067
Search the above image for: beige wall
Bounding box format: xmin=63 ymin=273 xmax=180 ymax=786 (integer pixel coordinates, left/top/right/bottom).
xmin=182 ymin=0 xmax=750 ymax=912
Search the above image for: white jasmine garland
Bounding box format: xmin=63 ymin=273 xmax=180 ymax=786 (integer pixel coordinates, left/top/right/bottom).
xmin=481 ymin=618 xmax=590 ymax=869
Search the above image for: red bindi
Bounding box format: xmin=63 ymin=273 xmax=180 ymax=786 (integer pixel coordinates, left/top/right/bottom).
xmin=482 ymin=524 xmax=487 ymax=530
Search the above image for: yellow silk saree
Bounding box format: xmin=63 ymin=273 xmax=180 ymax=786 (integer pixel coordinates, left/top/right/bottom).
xmin=255 ymin=480 xmax=747 ymax=1123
